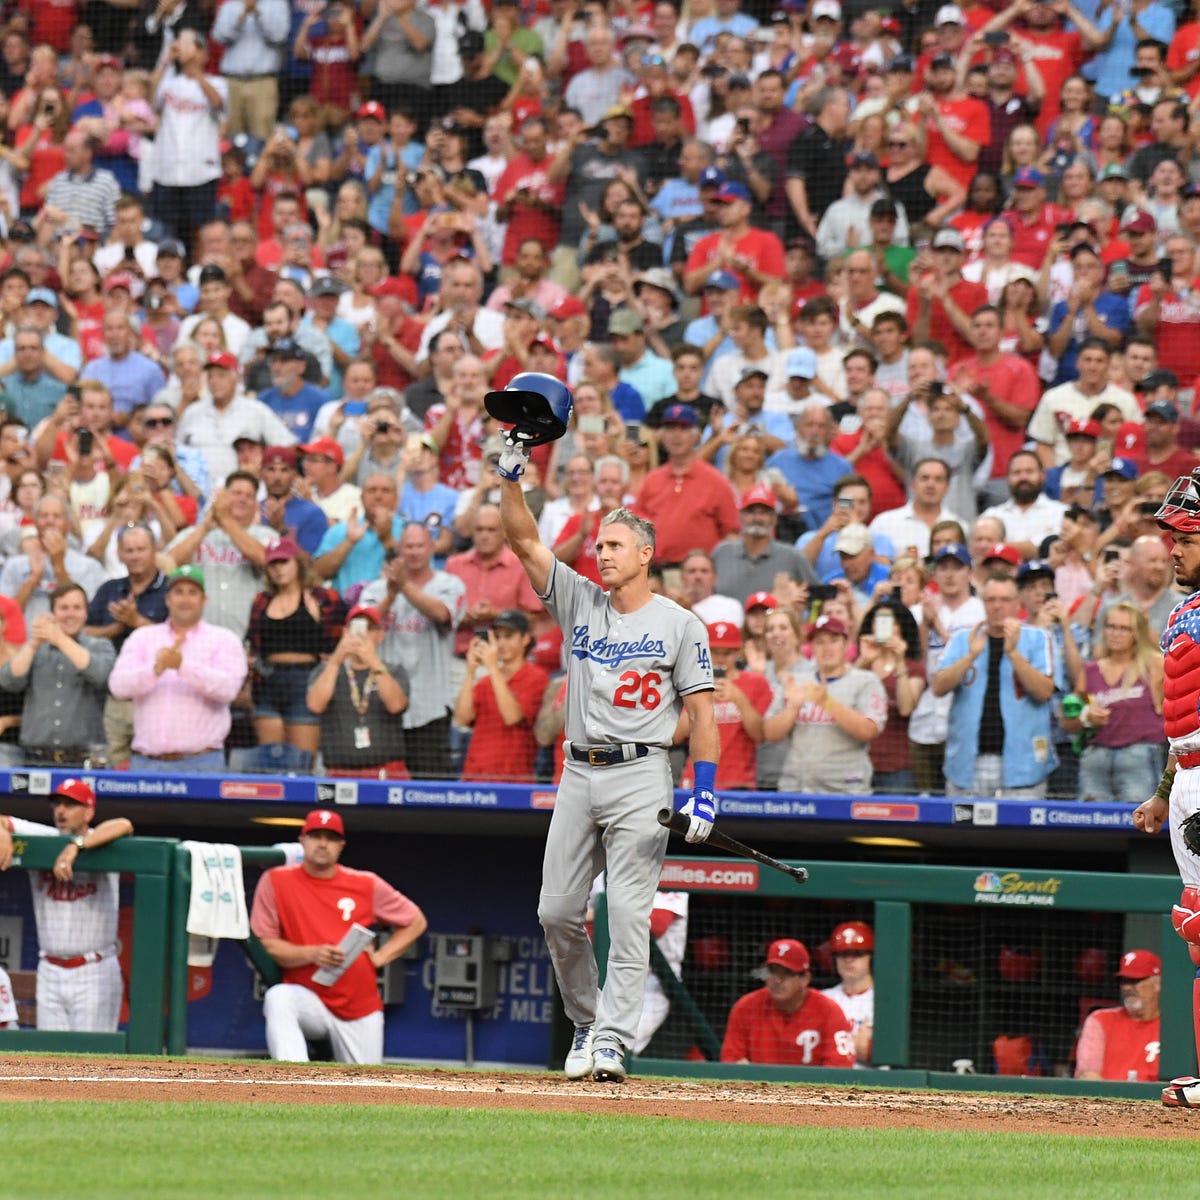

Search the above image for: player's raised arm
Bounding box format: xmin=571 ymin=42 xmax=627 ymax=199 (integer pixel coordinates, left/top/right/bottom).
xmin=486 ymin=372 xmax=575 ymax=598
xmin=499 ymin=477 xmax=554 ymax=596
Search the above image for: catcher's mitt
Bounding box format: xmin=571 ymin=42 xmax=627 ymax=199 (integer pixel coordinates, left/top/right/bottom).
xmin=1181 ymin=811 xmax=1200 ymax=857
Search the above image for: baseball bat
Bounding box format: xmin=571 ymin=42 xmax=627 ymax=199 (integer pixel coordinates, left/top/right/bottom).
xmin=657 ymin=808 xmax=809 ymax=885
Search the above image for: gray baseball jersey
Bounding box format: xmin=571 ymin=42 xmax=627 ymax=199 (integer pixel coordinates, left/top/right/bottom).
xmin=540 ymin=558 xmax=714 ymax=747
xmin=168 ymin=524 xmax=275 ymax=640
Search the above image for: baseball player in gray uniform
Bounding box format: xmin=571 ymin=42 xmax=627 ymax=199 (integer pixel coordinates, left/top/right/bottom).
xmin=496 ymin=393 xmax=720 ymax=1084
xmin=0 ymin=779 xmax=133 ymax=1031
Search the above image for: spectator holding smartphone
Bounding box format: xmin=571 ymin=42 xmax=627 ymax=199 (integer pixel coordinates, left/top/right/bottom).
xmin=857 ymin=599 xmax=925 ymax=795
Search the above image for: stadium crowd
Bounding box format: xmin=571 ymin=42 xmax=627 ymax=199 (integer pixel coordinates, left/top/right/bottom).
xmin=0 ymin=0 xmax=1192 ymax=796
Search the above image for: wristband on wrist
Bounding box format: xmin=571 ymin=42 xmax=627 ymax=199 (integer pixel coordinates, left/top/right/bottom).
xmin=693 ymin=761 xmax=717 ymax=793
xmin=1155 ymin=767 xmax=1176 ymax=803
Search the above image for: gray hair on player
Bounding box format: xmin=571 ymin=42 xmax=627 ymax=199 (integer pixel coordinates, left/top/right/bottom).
xmin=601 ymin=506 xmax=656 ymax=553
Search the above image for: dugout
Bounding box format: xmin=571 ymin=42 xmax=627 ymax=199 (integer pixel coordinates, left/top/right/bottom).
xmin=0 ymin=767 xmax=1184 ymax=1087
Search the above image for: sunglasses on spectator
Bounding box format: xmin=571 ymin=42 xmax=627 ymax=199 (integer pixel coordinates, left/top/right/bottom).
xmin=144 ymin=416 xmax=175 ymax=428
xmin=888 ymin=140 xmax=910 ymax=148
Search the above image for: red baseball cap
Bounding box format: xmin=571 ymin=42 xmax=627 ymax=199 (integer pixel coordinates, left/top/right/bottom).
xmin=346 ymin=603 xmax=382 ymax=626
xmin=806 ymin=614 xmax=849 ymax=640
xmin=740 ymin=483 xmax=779 ymax=512
xmin=1115 ymin=949 xmax=1161 ymax=979
xmin=264 ymin=536 xmax=301 ymax=564
xmin=262 ymin=445 xmax=298 ymax=468
xmin=1065 ymin=418 xmax=1101 ymax=439
xmin=745 ymin=591 xmax=777 ymax=611
xmin=370 ymin=276 xmax=410 ymax=300
xmin=299 ymin=436 xmax=345 ymax=467
xmin=766 ymin=938 xmax=810 ymax=973
xmin=549 ymin=296 xmax=587 ymax=320
xmin=984 ymin=542 xmax=1021 ymax=567
xmin=203 ymin=352 xmax=240 ymax=372
xmin=103 ymin=272 xmax=135 ymax=292
xmin=357 ymin=101 xmax=386 ymax=121
xmin=707 ymin=621 xmax=742 ymax=649
xmin=53 ymin=778 xmax=96 ymax=813
xmin=301 ymin=809 xmax=345 ymax=837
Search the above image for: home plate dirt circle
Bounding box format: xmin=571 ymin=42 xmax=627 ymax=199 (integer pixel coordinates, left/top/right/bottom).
xmin=0 ymin=1056 xmax=1192 ymax=1137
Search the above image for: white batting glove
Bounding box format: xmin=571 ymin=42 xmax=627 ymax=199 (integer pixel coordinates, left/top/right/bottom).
xmin=679 ymin=787 xmax=716 ymax=844
xmin=497 ymin=430 xmax=533 ymax=481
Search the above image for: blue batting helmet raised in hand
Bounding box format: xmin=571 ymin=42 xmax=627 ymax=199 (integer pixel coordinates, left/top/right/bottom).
xmin=484 ymin=372 xmax=574 ymax=447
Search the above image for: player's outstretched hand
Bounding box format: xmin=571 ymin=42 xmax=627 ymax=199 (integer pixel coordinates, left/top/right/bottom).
xmin=679 ymin=786 xmax=716 ymax=844
xmin=497 ymin=429 xmax=533 ymax=481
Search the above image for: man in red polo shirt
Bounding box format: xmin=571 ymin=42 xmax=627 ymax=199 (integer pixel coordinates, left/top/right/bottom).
xmin=634 ymin=402 xmax=740 ymax=564
xmin=950 ymin=305 xmax=1042 ymax=506
xmin=494 ymin=115 xmax=565 ymax=268
xmin=1002 ymin=166 xmax=1069 ymax=268
xmin=917 ymin=52 xmax=991 ymax=192
xmin=681 ymin=182 xmax=787 ymax=303
xmin=906 ymin=228 xmax=989 ymax=365
xmin=552 ymin=455 xmax=629 ymax=585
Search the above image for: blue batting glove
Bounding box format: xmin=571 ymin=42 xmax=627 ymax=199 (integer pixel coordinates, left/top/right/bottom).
xmin=679 ymin=786 xmax=716 ymax=844
xmin=496 ymin=431 xmax=531 ymax=481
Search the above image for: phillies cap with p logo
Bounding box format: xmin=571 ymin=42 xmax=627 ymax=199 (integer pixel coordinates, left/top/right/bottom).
xmin=301 ymin=810 xmax=345 ymax=838
xmin=766 ymin=938 xmax=811 ymax=973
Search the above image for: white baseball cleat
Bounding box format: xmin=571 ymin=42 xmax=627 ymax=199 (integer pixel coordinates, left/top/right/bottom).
xmin=564 ymin=1025 xmax=594 ymax=1080
xmin=591 ymin=1046 xmax=627 ymax=1083
xmin=1162 ymin=1077 xmax=1200 ymax=1107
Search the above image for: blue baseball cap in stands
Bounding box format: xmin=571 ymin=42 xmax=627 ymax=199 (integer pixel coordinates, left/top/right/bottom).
xmin=660 ymin=403 xmax=697 ymax=427
xmin=1146 ymin=398 xmax=1181 ymax=422
xmin=1103 ymin=457 xmax=1138 ymax=480
xmin=714 ymin=181 xmax=751 ymax=203
xmin=786 ymin=347 xmax=817 ymax=379
xmin=932 ymin=543 xmax=971 ymax=568
xmin=704 ymin=270 xmax=739 ymax=291
xmin=268 ymin=336 xmax=307 ymax=360
xmin=1016 ymin=558 xmax=1055 ymax=584
xmin=1012 ymin=166 xmax=1045 ymax=188
xmin=699 ymin=166 xmax=726 ymax=189
xmin=26 ymin=287 xmax=57 ymax=308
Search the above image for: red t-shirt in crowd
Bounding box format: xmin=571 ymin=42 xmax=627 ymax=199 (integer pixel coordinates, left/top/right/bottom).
xmin=924 ymin=94 xmax=991 ymax=192
xmin=684 ymin=228 xmax=787 ymax=303
xmin=493 ymin=153 xmax=566 ymax=266
xmin=684 ymin=670 xmax=773 ymax=789
xmin=720 ymin=986 xmax=856 ymax=1066
xmin=1134 ymin=279 xmax=1200 ymax=381
xmin=905 ymin=275 xmax=989 ymax=366
xmin=23 ymin=0 xmax=78 ymax=51
xmin=630 ymin=90 xmax=696 ymax=147
xmin=1134 ymin=445 xmax=1198 ymax=478
xmin=16 ymin=127 xmax=65 ymax=211
xmin=1168 ymin=22 xmax=1200 ymax=101
xmin=1023 ymin=28 xmax=1085 ymax=136
xmin=829 ymin=430 xmax=908 ymax=518
xmin=217 ymin=176 xmax=256 ymax=225
xmin=51 ymin=430 xmax=139 ymax=470
xmin=250 ymin=863 xmax=422 ymax=1020
xmin=635 ymin=460 xmax=741 ymax=563
xmin=461 ymin=660 xmax=550 ymax=782
xmin=951 ymin=352 xmax=1042 ymax=479
xmin=553 ymin=508 xmax=604 ymax=585
xmin=307 ymin=28 xmax=361 ymax=111
xmin=1002 ymin=204 xmax=1070 ymax=270
xmin=75 ymin=299 xmax=107 ymax=361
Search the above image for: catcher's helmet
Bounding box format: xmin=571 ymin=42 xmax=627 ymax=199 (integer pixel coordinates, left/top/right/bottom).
xmin=484 ymin=372 xmax=573 ymax=447
xmin=829 ymin=921 xmax=874 ymax=953
xmin=1157 ymin=468 xmax=1200 ymax=534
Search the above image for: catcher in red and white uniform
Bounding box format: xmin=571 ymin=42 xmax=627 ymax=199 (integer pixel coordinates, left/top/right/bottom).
xmin=821 ymin=921 xmax=875 ymax=1064
xmin=720 ymin=938 xmax=855 ymax=1067
xmin=1135 ymin=467 xmax=1200 ymax=1106
xmin=0 ymin=779 xmax=133 ymax=1032
xmin=249 ymin=809 xmax=427 ymax=1065
xmin=1075 ymin=949 xmax=1161 ymax=1083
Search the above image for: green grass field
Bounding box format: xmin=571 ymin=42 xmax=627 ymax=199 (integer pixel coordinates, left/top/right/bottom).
xmin=1 ymin=1102 xmax=1194 ymax=1199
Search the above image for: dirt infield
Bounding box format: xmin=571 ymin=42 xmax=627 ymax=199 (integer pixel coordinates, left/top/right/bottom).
xmin=0 ymin=1056 xmax=1193 ymax=1137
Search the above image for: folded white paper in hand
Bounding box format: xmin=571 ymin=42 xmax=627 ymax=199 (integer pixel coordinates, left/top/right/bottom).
xmin=312 ymin=923 xmax=376 ymax=986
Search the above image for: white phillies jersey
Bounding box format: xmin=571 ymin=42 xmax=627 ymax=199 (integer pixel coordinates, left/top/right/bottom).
xmin=10 ymin=818 xmax=119 ymax=958
xmin=822 ymin=983 xmax=874 ymax=1035
xmin=0 ymin=966 xmax=17 ymax=1025
xmin=540 ymin=559 xmax=714 ymax=747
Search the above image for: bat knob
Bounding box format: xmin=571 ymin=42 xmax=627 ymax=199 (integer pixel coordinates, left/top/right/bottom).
xmin=656 ymin=808 xmax=673 ymax=828
xmin=792 ymin=867 xmax=809 ymax=885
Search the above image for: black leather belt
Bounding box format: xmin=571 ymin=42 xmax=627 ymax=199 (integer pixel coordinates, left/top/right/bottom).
xmin=569 ymin=743 xmax=651 ymax=767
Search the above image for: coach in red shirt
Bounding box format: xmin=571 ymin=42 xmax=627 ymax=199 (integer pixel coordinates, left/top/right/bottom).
xmin=250 ymin=809 xmax=427 ymax=1064
xmin=720 ymin=938 xmax=856 ymax=1066
xmin=1075 ymin=949 xmax=1161 ymax=1082
xmin=635 ymin=403 xmax=741 ymax=565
